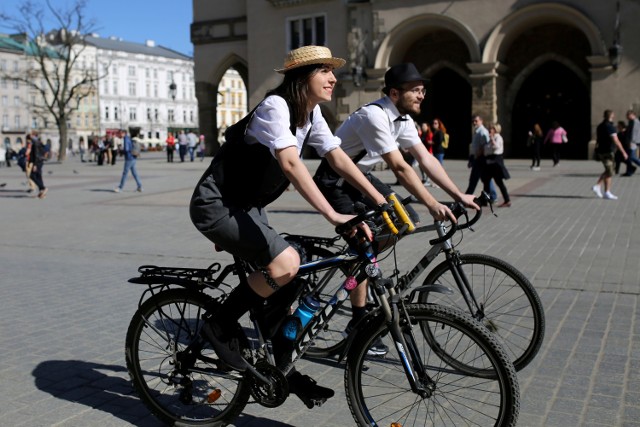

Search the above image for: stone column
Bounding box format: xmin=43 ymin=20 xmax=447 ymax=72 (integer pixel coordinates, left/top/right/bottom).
xmin=195 ymin=81 xmax=218 ymax=156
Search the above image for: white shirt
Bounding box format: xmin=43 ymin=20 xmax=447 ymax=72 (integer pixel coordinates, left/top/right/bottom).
xmin=486 ymin=133 xmax=504 ymax=156
xmin=335 ymin=96 xmax=420 ymax=172
xmin=245 ymin=95 xmax=341 ymax=158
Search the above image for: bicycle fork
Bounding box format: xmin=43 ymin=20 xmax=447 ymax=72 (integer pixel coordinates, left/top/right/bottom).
xmin=372 ymin=278 xmax=436 ymax=398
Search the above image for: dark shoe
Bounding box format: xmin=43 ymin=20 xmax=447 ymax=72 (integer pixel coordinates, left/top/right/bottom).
xmin=498 ymin=201 xmax=511 ymax=208
xmin=200 ymin=320 xmax=248 ymax=372
xmin=342 ymin=320 xmax=389 ymax=356
xmin=287 ymin=371 xmax=335 ymax=409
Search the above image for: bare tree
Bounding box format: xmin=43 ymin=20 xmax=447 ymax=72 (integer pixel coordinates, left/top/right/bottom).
xmin=0 ymin=0 xmax=106 ymax=161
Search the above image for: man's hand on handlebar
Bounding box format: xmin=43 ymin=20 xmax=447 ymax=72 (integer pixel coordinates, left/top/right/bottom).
xmin=332 ymin=212 xmax=374 ymax=241
xmin=428 ymin=202 xmax=457 ymax=224
xmin=457 ymin=193 xmax=481 ymax=211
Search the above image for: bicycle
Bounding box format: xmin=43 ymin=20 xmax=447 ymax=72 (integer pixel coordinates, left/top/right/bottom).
xmin=302 ymin=192 xmax=545 ymax=372
xmin=124 ymin=203 xmax=520 ymax=426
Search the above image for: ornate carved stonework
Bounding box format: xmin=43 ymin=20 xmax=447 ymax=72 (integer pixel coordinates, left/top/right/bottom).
xmin=191 ymin=17 xmax=247 ymax=45
xmin=266 ymin=0 xmax=330 ymax=8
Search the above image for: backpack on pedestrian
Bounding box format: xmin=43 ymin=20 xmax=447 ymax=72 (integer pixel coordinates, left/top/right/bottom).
xmin=131 ymin=139 xmax=141 ymax=158
xmin=442 ymin=133 xmax=450 ymax=149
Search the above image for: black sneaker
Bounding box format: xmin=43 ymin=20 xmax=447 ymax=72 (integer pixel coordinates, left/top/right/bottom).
xmin=200 ymin=320 xmax=248 ymax=372
xmin=287 ymin=371 xmax=335 ymax=409
xmin=342 ymin=320 xmax=389 ymax=356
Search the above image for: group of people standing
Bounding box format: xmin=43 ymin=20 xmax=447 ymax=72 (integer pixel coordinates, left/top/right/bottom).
xmin=166 ymin=130 xmax=204 ymax=163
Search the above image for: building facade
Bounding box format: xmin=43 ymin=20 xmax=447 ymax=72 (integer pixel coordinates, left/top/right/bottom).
xmin=86 ymin=36 xmax=198 ymax=147
xmin=190 ymin=0 xmax=640 ymax=159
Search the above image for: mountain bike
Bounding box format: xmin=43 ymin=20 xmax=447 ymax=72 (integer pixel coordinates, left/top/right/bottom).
xmin=124 ymin=203 xmax=519 ymax=426
xmin=303 ymin=193 xmax=545 ymax=372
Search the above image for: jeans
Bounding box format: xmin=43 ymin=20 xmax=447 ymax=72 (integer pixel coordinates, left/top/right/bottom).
xmin=624 ymin=146 xmax=640 ymax=174
xmin=179 ymin=145 xmax=187 ymax=162
xmin=434 ymin=152 xmax=445 ymax=164
xmin=465 ymin=156 xmax=497 ymax=200
xmin=118 ymin=158 xmax=142 ymax=190
xmin=188 ymin=146 xmax=195 ymax=161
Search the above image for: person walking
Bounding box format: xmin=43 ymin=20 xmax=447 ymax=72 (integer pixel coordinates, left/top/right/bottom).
xmin=622 ymin=109 xmax=640 ymax=176
xmin=187 ymin=129 xmax=198 ymax=162
xmin=593 ymin=109 xmax=627 ymax=200
xmin=190 ymin=45 xmax=388 ymax=408
xmin=528 ymin=123 xmax=543 ymax=171
xmin=465 ymin=115 xmax=497 ymax=201
xmin=198 ymin=134 xmax=206 ymax=161
xmin=615 ymin=121 xmax=627 ymax=174
xmin=543 ymin=121 xmax=567 ymax=167
xmin=26 ymin=131 xmax=47 ymax=199
xmin=418 ymin=121 xmax=433 ymax=184
xmin=165 ymin=132 xmax=176 ymax=163
xmin=482 ymin=123 xmax=511 ymax=207
xmin=18 ymin=136 xmax=37 ymax=192
xmin=177 ymin=130 xmax=188 ymax=162
xmin=113 ymin=130 xmax=143 ymax=193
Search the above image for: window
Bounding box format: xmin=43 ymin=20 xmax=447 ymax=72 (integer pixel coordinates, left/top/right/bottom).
xmin=2 ymin=114 xmax=8 ymax=127
xmin=168 ymin=109 xmax=174 ymax=122
xmin=183 ymin=110 xmax=187 ymax=122
xmin=145 ymin=68 xmax=150 ymax=78
xmin=128 ymin=82 xmax=136 ymax=96
xmin=114 ymin=106 xmax=119 ymax=120
xmin=287 ymin=14 xmax=326 ymax=50
xmin=128 ymin=65 xmax=136 ymax=77
xmin=146 ymin=83 xmax=150 ymax=97
xmin=85 ymin=114 xmax=89 ymax=126
xmin=14 ymin=96 xmax=19 ymax=106
xmin=129 ymin=107 xmax=137 ymax=121
xmin=153 ymin=68 xmax=158 ymax=79
xmin=76 ymin=114 xmax=81 ymax=126
xmin=13 ymin=80 xmax=19 ymax=89
xmin=147 ymin=108 xmax=151 ymax=120
xmin=32 ymin=117 xmax=38 ymax=128
xmin=113 ymin=81 xmax=118 ymax=95
xmin=1 ymin=96 xmax=7 ymax=106
xmin=14 ymin=115 xmax=20 ymax=128
xmin=0 ymin=78 xmax=6 ymax=89
xmin=0 ymin=60 xmax=5 ymax=71
xmin=154 ymin=109 xmax=158 ymax=120
xmin=105 ymin=106 xmax=109 ymax=120
xmin=13 ymin=60 xmax=18 ymax=72
xmin=154 ymin=84 xmax=158 ymax=98
xmin=190 ymin=110 xmax=194 ymax=123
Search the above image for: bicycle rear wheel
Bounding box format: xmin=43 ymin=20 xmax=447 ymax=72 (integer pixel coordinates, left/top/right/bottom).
xmin=345 ymin=303 xmax=519 ymax=427
xmin=125 ymin=289 xmax=250 ymax=426
xmin=419 ymin=253 xmax=545 ymax=371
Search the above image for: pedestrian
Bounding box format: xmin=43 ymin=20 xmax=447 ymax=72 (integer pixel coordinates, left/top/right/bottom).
xmin=165 ymin=132 xmax=176 ymax=163
xmin=419 ymin=122 xmax=433 ymax=184
xmin=79 ymin=136 xmax=86 ymax=162
xmin=187 ymin=129 xmax=198 ymax=161
xmin=528 ymin=123 xmax=543 ymax=170
xmin=482 ymin=123 xmax=511 ymax=207
xmin=622 ymin=109 xmax=640 ymax=176
xmin=18 ymin=137 xmax=37 ymax=192
xmin=177 ymin=130 xmax=188 ymax=162
xmin=190 ymin=45 xmax=388 ymax=408
xmin=26 ymin=131 xmax=48 ymax=199
xmin=113 ymin=129 xmax=143 ymax=193
xmin=465 ymin=114 xmax=497 ymax=201
xmin=431 ymin=118 xmax=447 ymax=165
xmin=592 ymin=109 xmax=627 ymax=200
xmin=313 ymin=63 xmax=479 ymax=354
xmin=543 ymin=121 xmax=567 ymax=167
xmin=198 ymin=134 xmax=206 ymax=161
xmin=614 ymin=121 xmax=627 ymax=174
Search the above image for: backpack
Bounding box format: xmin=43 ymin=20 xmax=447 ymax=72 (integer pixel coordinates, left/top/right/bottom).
xmin=442 ymin=133 xmax=450 ymax=149
xmin=131 ymin=139 xmax=141 ymax=157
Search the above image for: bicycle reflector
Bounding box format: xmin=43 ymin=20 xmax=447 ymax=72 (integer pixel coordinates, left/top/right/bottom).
xmin=381 ymin=193 xmax=416 ymax=235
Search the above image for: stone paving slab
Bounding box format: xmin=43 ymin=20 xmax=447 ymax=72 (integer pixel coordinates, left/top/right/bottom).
xmin=1 ymin=152 xmax=639 ymax=426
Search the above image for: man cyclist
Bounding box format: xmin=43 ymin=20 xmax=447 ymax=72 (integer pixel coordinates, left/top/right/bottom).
xmin=314 ymin=63 xmax=479 ymax=355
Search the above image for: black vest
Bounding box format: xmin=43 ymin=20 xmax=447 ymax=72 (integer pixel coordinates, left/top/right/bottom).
xmin=210 ymin=96 xmax=311 ymax=208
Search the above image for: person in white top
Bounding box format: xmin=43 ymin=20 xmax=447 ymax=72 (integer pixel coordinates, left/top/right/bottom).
xmin=481 ymin=123 xmax=511 ymax=207
xmin=313 ymin=64 xmax=479 ymax=352
xmin=190 ymin=45 xmax=387 ymax=407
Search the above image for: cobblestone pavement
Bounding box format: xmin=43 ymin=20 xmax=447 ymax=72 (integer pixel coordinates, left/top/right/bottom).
xmin=1 ymin=152 xmax=638 ymax=426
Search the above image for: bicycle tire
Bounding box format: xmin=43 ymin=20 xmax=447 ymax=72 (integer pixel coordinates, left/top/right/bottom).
xmin=125 ymin=288 xmax=250 ymax=426
xmin=345 ymin=303 xmax=520 ymax=427
xmin=301 ymin=246 xmax=352 ymax=358
xmin=418 ymin=253 xmax=545 ymax=371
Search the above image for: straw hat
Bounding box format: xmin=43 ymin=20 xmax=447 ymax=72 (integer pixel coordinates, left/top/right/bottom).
xmin=275 ymin=45 xmax=346 ymax=74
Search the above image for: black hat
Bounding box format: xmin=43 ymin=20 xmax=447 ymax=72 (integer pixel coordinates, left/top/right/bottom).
xmin=384 ymin=63 xmax=428 ymax=90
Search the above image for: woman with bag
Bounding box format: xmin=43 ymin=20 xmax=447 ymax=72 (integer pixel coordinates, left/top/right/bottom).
xmin=543 ymin=121 xmax=567 ymax=167
xmin=189 ymin=45 xmax=387 ymax=408
xmin=528 ymin=123 xmax=543 ymax=171
xmin=481 ymin=123 xmax=511 ymax=207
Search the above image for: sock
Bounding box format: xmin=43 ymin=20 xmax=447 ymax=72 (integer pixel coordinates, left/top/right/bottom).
xmin=352 ymin=305 xmax=367 ymax=323
xmin=213 ymin=280 xmax=264 ymax=331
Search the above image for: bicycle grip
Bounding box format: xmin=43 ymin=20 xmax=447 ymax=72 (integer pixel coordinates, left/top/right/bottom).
xmin=428 ymin=222 xmax=457 ymax=245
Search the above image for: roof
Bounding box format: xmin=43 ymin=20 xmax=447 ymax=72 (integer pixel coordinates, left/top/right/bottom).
xmin=0 ymin=33 xmax=62 ymax=58
xmin=85 ymin=35 xmax=192 ymax=60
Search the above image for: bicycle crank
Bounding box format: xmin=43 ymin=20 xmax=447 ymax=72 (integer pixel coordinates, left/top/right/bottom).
xmin=248 ymin=360 xmax=289 ymax=408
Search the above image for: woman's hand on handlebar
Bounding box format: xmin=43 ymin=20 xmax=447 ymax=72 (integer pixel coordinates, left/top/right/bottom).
xmin=331 ymin=212 xmax=374 ymax=241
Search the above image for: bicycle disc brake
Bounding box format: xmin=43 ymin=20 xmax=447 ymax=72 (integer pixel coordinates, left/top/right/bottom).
xmin=248 ymin=360 xmax=289 ymax=408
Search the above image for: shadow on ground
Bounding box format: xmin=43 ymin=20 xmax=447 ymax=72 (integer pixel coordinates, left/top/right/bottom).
xmin=32 ymin=359 xmax=295 ymax=427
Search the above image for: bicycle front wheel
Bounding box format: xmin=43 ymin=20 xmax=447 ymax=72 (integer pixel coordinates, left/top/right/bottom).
xmin=345 ymin=303 xmax=519 ymax=427
xmin=125 ymin=289 xmax=250 ymax=426
xmin=419 ymin=253 xmax=545 ymax=371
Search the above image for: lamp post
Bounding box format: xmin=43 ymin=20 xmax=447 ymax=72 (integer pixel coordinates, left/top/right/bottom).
xmin=609 ymin=0 xmax=623 ymax=70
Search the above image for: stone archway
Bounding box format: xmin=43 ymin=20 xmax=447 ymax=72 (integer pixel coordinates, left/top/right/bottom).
xmin=197 ymin=54 xmax=248 ymax=155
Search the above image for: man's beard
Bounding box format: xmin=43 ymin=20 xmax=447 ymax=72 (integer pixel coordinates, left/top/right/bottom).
xmin=397 ymin=97 xmax=421 ymax=117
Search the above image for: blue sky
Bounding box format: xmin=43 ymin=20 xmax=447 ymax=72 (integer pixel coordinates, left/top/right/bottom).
xmin=0 ymin=0 xmax=194 ymax=56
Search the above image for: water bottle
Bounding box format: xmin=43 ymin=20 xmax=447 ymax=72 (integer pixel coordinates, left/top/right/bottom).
xmin=282 ymin=294 xmax=321 ymax=340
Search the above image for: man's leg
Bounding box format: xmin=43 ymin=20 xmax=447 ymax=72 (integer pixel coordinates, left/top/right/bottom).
xmin=118 ymin=160 xmax=132 ymax=190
